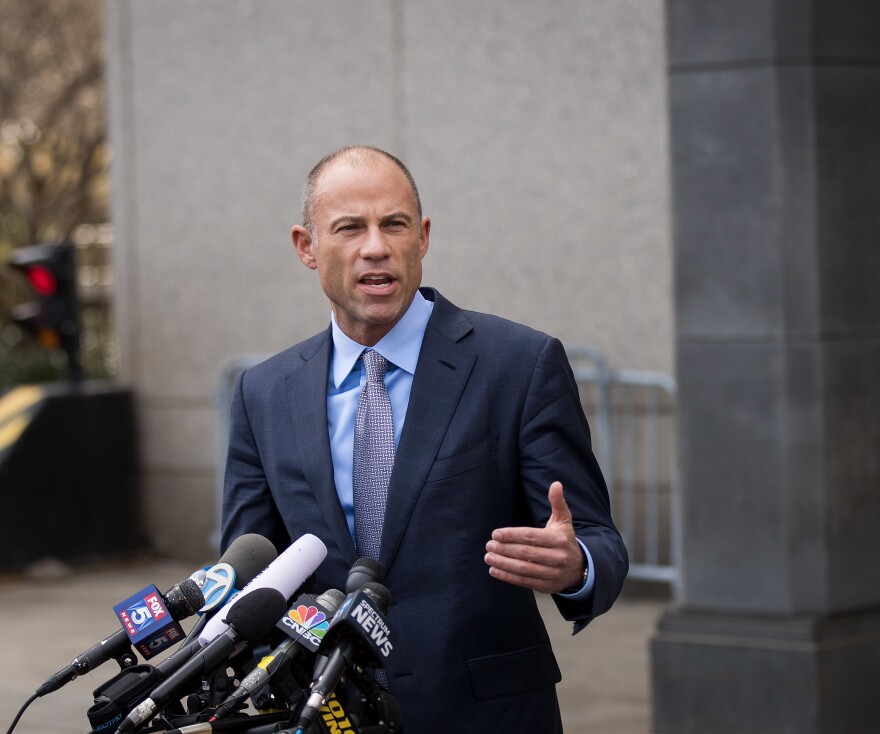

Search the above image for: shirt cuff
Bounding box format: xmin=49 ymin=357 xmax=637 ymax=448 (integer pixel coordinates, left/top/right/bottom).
xmin=555 ymin=539 xmax=595 ymax=600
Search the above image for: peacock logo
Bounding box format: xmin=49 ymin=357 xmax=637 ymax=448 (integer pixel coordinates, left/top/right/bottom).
xmin=288 ymin=605 xmax=330 ymax=638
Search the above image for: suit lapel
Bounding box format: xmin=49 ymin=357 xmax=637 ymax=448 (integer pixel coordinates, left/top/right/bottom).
xmin=285 ymin=331 xmax=358 ymax=565
xmin=381 ymin=293 xmax=476 ymax=572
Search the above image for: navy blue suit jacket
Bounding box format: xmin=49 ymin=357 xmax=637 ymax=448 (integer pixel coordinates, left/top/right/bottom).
xmin=221 ymin=288 xmax=628 ymax=732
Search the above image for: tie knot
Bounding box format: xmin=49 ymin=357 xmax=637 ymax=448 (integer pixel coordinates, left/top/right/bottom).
xmin=361 ymin=349 xmax=388 ymax=382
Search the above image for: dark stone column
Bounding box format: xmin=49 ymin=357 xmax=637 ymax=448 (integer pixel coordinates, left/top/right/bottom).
xmin=653 ymin=2 xmax=880 ymax=731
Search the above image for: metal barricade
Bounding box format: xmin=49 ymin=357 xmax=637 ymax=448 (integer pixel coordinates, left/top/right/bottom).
xmin=566 ymin=346 xmax=680 ymax=596
xmin=212 ymin=353 xmax=272 ymax=548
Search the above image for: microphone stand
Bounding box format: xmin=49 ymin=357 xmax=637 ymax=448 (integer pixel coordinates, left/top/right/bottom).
xmin=348 ymin=670 xmax=403 ymax=734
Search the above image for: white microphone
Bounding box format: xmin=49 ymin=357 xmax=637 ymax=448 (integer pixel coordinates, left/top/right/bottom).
xmin=198 ymin=533 xmax=328 ymax=645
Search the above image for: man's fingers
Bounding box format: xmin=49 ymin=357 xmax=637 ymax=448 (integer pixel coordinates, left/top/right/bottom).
xmin=485 ymin=533 xmax=573 ymax=574
xmin=489 ymin=527 xmax=568 ymax=552
xmin=484 ymin=550 xmax=573 ymax=594
xmin=492 ymin=526 xmax=548 ymax=545
xmin=484 ymin=552 xmax=558 ymax=582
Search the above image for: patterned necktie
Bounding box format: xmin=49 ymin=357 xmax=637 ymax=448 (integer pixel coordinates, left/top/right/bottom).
xmin=352 ymin=349 xmax=395 ymax=561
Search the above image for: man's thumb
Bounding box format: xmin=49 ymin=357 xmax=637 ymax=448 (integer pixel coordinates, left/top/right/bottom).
xmin=547 ymin=481 xmax=572 ymax=526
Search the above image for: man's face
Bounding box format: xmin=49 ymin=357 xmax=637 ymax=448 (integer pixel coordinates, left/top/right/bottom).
xmin=292 ymin=157 xmax=430 ymax=346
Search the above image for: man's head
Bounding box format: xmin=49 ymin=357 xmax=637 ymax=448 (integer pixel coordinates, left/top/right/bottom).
xmin=291 ymin=146 xmax=430 ymax=347
xmin=300 ymin=146 xmax=422 ymax=236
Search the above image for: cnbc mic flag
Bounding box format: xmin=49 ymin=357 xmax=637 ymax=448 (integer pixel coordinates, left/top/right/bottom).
xmin=276 ymin=592 xmax=336 ymax=652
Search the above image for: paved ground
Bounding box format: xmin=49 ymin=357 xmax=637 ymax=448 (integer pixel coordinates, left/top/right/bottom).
xmin=0 ymin=557 xmax=667 ymax=734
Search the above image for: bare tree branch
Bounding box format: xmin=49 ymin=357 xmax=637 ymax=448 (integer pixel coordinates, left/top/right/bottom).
xmin=0 ymin=0 xmax=108 ymax=374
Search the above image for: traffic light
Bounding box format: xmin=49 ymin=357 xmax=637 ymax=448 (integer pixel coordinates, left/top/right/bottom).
xmin=8 ymin=242 xmax=82 ymax=383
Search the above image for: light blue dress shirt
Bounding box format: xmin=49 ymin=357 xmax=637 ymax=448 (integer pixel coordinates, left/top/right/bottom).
xmin=326 ymin=290 xmax=594 ymax=599
xmin=328 ymin=291 xmax=434 ymax=540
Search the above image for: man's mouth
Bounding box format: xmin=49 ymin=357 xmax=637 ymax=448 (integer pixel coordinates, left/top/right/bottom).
xmin=360 ymin=276 xmax=394 ymax=289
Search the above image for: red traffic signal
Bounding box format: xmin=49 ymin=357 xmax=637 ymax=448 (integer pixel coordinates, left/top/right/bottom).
xmin=8 ymin=243 xmax=81 ymax=382
xmin=21 ymin=265 xmax=59 ymax=296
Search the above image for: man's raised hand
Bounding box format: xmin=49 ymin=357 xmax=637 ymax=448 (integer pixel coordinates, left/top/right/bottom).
xmin=484 ymin=481 xmax=586 ymax=594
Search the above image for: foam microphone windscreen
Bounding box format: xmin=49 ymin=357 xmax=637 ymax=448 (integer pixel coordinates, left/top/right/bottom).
xmin=224 ymin=587 xmax=288 ymax=646
xmin=220 ymin=533 xmax=279 ymax=587
xmin=162 ymin=578 xmax=206 ymax=618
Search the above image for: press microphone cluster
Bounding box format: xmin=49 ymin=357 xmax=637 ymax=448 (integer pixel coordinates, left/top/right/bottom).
xmin=11 ymin=535 xmax=405 ymax=734
xmin=84 ymin=534 xmax=283 ymax=734
xmin=109 ymin=533 xmax=328 ymax=733
xmin=36 ymin=533 xmax=278 ymax=699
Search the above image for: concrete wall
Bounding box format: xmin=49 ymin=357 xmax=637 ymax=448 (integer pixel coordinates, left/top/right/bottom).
xmin=104 ymin=0 xmax=672 ymax=560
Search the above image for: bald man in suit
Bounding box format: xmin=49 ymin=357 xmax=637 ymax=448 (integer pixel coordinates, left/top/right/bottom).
xmin=221 ymin=146 xmax=628 ymax=732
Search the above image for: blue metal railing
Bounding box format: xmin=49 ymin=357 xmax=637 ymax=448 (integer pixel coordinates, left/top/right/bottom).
xmin=566 ymin=346 xmax=680 ymax=596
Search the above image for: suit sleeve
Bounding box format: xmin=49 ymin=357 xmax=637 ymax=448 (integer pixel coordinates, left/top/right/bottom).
xmin=220 ymin=369 xmax=289 ymax=554
xmin=518 ymin=336 xmax=629 ymax=631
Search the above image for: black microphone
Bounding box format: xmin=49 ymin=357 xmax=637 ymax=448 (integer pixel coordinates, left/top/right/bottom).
xmin=36 ymin=580 xmax=203 ymax=698
xmin=116 ymin=587 xmax=288 ymax=733
xmin=308 ymin=557 xmax=386 ymax=688
xmin=344 ymin=557 xmax=386 ymax=593
xmin=293 ymin=582 xmax=394 ymax=732
xmin=209 ymin=587 xmax=346 ymax=721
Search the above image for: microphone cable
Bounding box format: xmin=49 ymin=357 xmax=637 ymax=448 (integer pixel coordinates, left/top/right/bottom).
xmin=5 ymin=692 xmax=37 ymax=734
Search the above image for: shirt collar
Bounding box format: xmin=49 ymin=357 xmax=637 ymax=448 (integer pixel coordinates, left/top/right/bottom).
xmin=330 ymin=290 xmax=434 ymax=388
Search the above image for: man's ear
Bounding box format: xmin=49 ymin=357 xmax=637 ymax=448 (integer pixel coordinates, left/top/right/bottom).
xmin=291 ymin=225 xmax=317 ymax=269
xmin=419 ymin=217 xmax=431 ymax=259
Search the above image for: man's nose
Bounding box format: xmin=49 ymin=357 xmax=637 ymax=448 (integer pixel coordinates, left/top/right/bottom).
xmin=360 ymin=226 xmax=390 ymax=258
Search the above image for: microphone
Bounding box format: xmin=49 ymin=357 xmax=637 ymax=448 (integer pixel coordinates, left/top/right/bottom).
xmin=112 ymin=580 xmax=206 ymax=660
xmin=191 ymin=533 xmax=279 ymax=614
xmin=344 ymin=557 xmax=386 ymax=593
xmin=116 ymin=587 xmax=288 ymax=734
xmin=198 ymin=534 xmax=328 ymax=645
xmin=293 ymin=582 xmax=394 ymax=732
xmin=209 ymin=588 xmax=346 ymax=721
xmin=35 ymin=580 xmax=203 ymax=698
